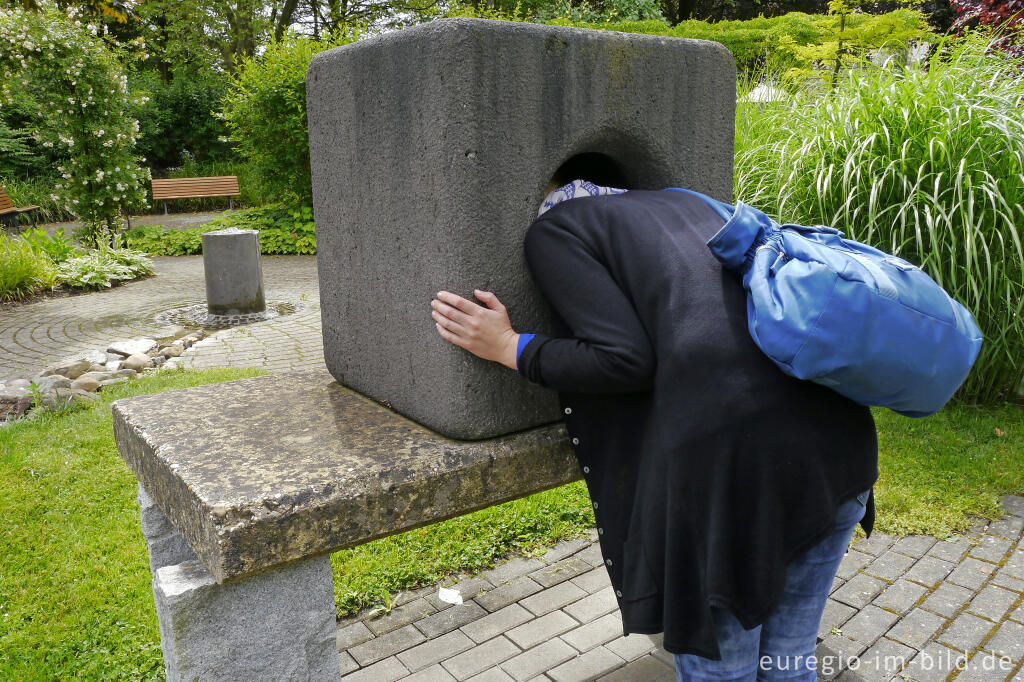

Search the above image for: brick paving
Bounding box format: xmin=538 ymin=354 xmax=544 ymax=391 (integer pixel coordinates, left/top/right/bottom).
xmin=338 ymin=500 xmax=1024 ymax=682
xmin=0 ymin=255 xmax=322 ymax=379
xmin=1 ymin=253 xmax=1022 ymax=680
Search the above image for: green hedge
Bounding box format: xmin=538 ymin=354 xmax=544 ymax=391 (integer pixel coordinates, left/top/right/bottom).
xmin=547 ymin=9 xmax=933 ymax=72
xmin=124 ymin=204 xmax=316 ymax=256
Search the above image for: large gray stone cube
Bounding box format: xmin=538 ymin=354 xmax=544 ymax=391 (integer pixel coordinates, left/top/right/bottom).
xmin=307 ymin=17 xmax=735 ymax=440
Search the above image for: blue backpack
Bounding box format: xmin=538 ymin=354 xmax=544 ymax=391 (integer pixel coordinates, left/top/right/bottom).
xmin=665 ymin=187 xmax=984 ymax=417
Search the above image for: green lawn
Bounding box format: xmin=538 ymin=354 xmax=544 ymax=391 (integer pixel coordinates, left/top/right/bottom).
xmin=0 ymin=368 xmax=1020 ymax=679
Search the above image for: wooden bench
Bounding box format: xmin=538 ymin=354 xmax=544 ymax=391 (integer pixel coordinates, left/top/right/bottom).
xmin=0 ymin=186 xmax=40 ymax=230
xmin=151 ymin=176 xmax=241 ymax=215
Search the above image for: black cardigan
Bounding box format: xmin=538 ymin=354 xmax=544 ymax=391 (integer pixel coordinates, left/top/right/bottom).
xmin=517 ymin=189 xmax=878 ymax=659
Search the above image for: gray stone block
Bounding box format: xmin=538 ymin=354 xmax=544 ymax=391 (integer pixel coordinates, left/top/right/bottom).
xmin=460 ymin=603 xmax=534 ymax=644
xmin=201 ymin=228 xmax=265 ymax=316
xmin=506 ymin=610 xmax=578 ymax=649
xmin=605 ymin=633 xmax=661 ymax=665
xmin=884 ymin=607 xmax=945 ymax=649
xmin=518 ymin=580 xmax=587 ymax=617
xmin=528 ymin=556 xmax=593 ymax=589
xmin=307 ymin=17 xmax=736 ymax=439
xmin=857 ymin=639 xmax=915 ymax=682
xmin=872 ymin=578 xmax=927 ymax=616
xmin=413 ymin=601 xmax=488 ymax=638
xmin=561 ymin=611 xmax=623 ymax=652
xmin=395 ymin=628 xmax=475 ymax=672
xmin=152 ymin=555 xmax=339 ymax=682
xmin=965 ymin=584 xmax=1018 ymax=622
xmin=499 ymin=637 xmax=578 ymax=680
xmin=440 ymin=635 xmax=521 ymax=679
xmin=547 ymin=645 xmax=624 ymax=682
xmin=562 ymin=585 xmax=617 ymax=623
xmin=364 ymin=598 xmax=437 ymax=636
xmin=938 ymin=612 xmax=997 ymax=651
xmin=348 ymin=624 xmax=427 ymax=667
xmin=597 ymin=653 xmax=674 ymax=682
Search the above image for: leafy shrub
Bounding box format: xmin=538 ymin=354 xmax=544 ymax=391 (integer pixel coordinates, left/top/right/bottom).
xmin=19 ymin=227 xmax=78 ymax=264
xmin=125 ymin=204 xmax=317 ymax=255
xmin=222 ymin=31 xmax=363 ymax=204
xmin=56 ymin=247 xmax=153 ymax=289
xmin=0 ymin=233 xmax=56 ymax=301
xmin=123 ymin=224 xmax=206 ymax=255
xmin=735 ymin=35 xmax=1024 ymax=404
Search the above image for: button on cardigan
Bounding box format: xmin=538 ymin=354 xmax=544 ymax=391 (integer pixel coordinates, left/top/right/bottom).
xmin=515 ymin=189 xmax=879 ymax=659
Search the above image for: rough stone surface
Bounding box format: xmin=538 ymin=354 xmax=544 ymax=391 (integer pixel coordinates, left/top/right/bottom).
xmin=42 ymin=358 xmax=91 ymax=379
xmin=160 ymin=345 xmax=183 ymax=358
xmin=152 ymin=554 xmax=339 ymax=682
xmin=113 ymin=368 xmax=577 ymax=582
xmin=122 ymin=354 xmax=152 ymax=372
xmin=307 ymin=17 xmax=736 ymax=439
xmin=70 ymin=376 xmax=100 ymax=392
xmin=107 ymin=338 xmax=157 ymax=358
xmin=34 ymin=375 xmax=72 ymax=392
xmin=202 ymin=229 xmax=266 ymax=316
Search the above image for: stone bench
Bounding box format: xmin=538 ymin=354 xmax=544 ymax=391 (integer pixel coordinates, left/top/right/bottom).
xmin=113 ymin=369 xmax=578 ymax=680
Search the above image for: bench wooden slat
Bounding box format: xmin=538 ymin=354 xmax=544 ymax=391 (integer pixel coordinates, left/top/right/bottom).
xmin=0 ymin=205 xmax=41 ymax=216
xmin=152 ymin=176 xmax=241 ymax=200
xmin=0 ymin=187 xmax=40 ymax=224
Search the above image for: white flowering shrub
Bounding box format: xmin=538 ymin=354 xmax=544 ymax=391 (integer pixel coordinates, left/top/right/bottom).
xmin=0 ymin=7 xmax=149 ymax=245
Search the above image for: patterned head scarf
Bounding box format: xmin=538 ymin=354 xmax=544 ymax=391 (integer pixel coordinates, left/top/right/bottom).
xmin=538 ymin=178 xmax=628 ymax=217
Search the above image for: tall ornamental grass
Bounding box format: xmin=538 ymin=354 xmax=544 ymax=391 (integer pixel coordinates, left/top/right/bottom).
xmin=735 ymin=36 xmax=1024 ymax=405
xmin=0 ymin=232 xmax=56 ymax=301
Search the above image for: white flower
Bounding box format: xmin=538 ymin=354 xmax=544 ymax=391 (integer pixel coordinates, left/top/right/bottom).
xmin=95 ymin=170 xmax=104 ymax=180
xmin=95 ymin=129 xmax=105 ymax=137
xmin=50 ymin=194 xmax=59 ymax=201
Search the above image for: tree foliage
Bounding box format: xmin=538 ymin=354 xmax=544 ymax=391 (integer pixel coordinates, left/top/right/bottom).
xmin=778 ymin=1 xmax=933 ymax=87
xmin=221 ymin=29 xmax=363 ymax=203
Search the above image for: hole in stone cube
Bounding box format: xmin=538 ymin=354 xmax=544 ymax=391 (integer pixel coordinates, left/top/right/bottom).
xmin=546 ymin=152 xmax=629 ymax=195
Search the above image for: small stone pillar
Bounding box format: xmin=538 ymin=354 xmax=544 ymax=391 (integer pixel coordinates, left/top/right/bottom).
xmin=201 ymin=228 xmax=266 ymax=316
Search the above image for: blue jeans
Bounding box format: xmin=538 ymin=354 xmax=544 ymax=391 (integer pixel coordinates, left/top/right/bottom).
xmin=674 ymin=488 xmax=871 ymax=681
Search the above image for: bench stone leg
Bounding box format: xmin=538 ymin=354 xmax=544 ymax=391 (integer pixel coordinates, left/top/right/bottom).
xmin=137 ymin=484 xmax=341 ymax=681
xmin=138 ymin=483 xmax=197 ymax=572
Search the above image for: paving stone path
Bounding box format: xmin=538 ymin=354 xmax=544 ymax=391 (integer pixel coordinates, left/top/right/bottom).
xmin=0 ymin=255 xmax=322 ymax=379
xmin=1 ymin=254 xmax=1022 ymax=680
xmin=335 ymin=499 xmax=1024 ymax=682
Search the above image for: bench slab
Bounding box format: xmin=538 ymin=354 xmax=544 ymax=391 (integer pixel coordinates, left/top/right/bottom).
xmin=113 ymin=369 xmax=576 ymax=583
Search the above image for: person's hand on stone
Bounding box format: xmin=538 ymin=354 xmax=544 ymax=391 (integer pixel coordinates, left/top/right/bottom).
xmin=432 ymin=290 xmax=519 ymax=370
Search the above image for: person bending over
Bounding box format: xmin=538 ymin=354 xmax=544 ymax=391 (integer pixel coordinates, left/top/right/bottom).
xmin=430 ymin=173 xmax=878 ymax=681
